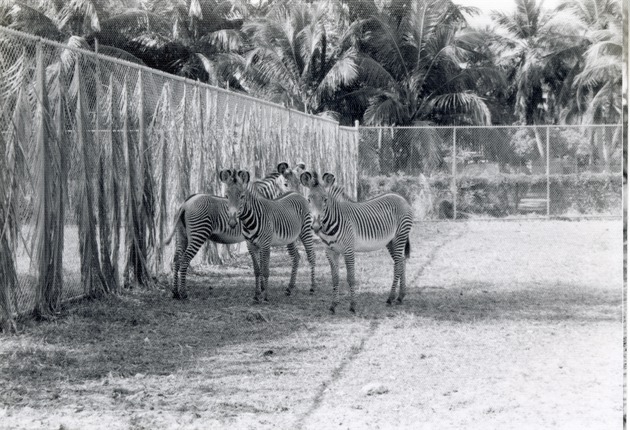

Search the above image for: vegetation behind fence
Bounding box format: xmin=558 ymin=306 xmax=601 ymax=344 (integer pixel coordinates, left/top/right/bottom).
xmin=358 ymin=125 xmax=623 ymax=219
xmin=0 ymin=27 xmax=358 ymax=328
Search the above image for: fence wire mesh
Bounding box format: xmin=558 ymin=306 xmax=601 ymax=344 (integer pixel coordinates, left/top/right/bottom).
xmin=358 ymin=125 xmax=623 ymax=220
xmin=0 ymin=27 xmax=359 ymax=322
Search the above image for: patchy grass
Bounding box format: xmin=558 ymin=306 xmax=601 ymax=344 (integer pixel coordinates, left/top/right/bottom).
xmin=0 ymin=220 xmax=623 ymax=429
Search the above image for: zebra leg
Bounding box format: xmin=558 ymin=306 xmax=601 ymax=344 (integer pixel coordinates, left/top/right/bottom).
xmin=176 ymin=239 xmax=204 ymax=300
xmin=395 ymin=232 xmax=411 ymax=303
xmin=385 ymin=242 xmax=400 ymax=305
xmin=172 ymin=230 xmax=186 ymax=299
xmin=397 ymin=257 xmax=407 ymax=303
xmin=325 ymin=248 xmax=341 ymax=313
xmin=246 ymin=242 xmax=262 ymax=303
xmin=344 ymin=251 xmax=357 ymax=313
xmin=259 ymin=245 xmax=271 ymax=302
xmin=299 ymin=228 xmax=316 ymax=294
xmin=286 ymin=242 xmax=301 ymax=296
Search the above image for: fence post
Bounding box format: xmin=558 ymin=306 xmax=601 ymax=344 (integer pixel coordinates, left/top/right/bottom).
xmin=546 ymin=126 xmax=550 ymax=218
xmin=452 ymin=127 xmax=457 ymax=220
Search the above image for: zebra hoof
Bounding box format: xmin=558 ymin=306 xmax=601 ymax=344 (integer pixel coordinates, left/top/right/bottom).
xmin=349 ymin=306 xmax=356 ymax=314
xmin=285 ymin=288 xmax=292 ymax=296
xmin=386 ymin=298 xmax=393 ymax=305
xmin=396 ymin=297 xmax=404 ymax=305
xmin=309 ymin=289 xmax=315 ymax=295
xmin=329 ymin=306 xmax=336 ymax=314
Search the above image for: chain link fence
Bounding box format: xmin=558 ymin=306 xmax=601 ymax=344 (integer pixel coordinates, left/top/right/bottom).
xmin=0 ymin=27 xmax=358 ymax=323
xmin=358 ymin=125 xmax=623 ymax=220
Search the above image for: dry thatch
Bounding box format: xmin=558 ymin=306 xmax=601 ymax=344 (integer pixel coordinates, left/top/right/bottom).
xmin=0 ymin=27 xmax=358 ymax=323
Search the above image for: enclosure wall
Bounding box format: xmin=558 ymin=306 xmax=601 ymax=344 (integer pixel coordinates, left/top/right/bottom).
xmin=0 ymin=27 xmax=359 ymax=321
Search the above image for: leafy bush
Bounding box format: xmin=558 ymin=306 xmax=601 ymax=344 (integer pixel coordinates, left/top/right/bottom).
xmin=358 ymin=172 xmax=622 ymax=218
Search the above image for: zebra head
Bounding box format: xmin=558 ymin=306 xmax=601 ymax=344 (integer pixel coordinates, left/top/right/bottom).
xmin=219 ymin=169 xmax=250 ymax=229
xmin=300 ymin=171 xmax=329 ymax=234
xmin=277 ymin=161 xmax=306 ymax=193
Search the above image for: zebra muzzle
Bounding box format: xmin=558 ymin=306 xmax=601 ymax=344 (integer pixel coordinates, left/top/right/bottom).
xmin=228 ymin=217 xmax=238 ymax=229
xmin=312 ymin=220 xmax=322 ymax=233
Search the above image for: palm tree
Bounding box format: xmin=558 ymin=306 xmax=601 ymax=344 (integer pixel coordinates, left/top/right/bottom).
xmin=557 ymin=0 xmax=623 ymax=124
xmin=491 ymin=0 xmax=554 ymax=124
xmin=344 ymin=0 xmax=501 ymax=172
xmin=235 ymin=0 xmax=359 ymax=114
xmin=489 ymin=0 xmax=566 ymax=159
xmin=96 ymin=0 xmax=248 ymax=84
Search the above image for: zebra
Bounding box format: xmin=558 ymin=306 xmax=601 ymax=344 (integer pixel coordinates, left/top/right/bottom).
xmin=219 ymin=169 xmax=316 ymax=303
xmin=321 ymin=172 xmax=355 ymax=202
xmin=255 ymin=161 xmax=305 ymax=199
xmin=164 ymin=162 xmax=303 ymax=299
xmin=300 ymin=171 xmax=413 ymax=313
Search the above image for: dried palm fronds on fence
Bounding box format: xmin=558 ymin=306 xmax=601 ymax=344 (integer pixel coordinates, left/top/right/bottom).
xmin=0 ymin=27 xmax=358 ymax=325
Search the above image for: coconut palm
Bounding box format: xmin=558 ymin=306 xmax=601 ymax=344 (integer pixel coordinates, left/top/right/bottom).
xmin=490 ymin=0 xmax=558 ymax=127
xmin=96 ymin=0 xmax=248 ymax=84
xmin=557 ymin=0 xmax=623 ymax=124
xmin=342 ymin=0 xmax=501 ymax=171
xmin=489 ymin=0 xmax=570 ymax=160
xmin=235 ymin=0 xmax=359 ymax=114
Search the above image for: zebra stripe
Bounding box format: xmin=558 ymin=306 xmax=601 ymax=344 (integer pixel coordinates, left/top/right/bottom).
xmin=221 ymin=169 xmax=316 ymax=302
xmin=165 ymin=166 xmax=299 ymax=299
xmin=301 ymin=171 xmax=413 ymax=313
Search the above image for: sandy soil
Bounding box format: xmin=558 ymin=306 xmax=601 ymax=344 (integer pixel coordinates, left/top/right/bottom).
xmin=0 ymin=220 xmax=623 ymax=429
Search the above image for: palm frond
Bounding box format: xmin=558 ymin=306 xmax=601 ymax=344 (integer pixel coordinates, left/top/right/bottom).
xmin=58 ymin=0 xmax=101 ymax=34
xmin=8 ymin=2 xmax=65 ymax=41
xmin=96 ymin=45 xmax=146 ymax=65
xmin=574 ymin=55 xmax=622 ymax=89
xmin=427 ymin=92 xmax=492 ymax=125
xmin=202 ymin=29 xmax=244 ymax=52
xmin=364 ymin=91 xmax=406 ymax=125
xmin=98 ymin=9 xmax=172 ymax=41
xmin=314 ymin=46 xmax=359 ymax=102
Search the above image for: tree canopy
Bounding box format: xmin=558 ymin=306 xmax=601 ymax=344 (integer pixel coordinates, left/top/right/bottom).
xmin=1 ymin=0 xmax=623 ymax=126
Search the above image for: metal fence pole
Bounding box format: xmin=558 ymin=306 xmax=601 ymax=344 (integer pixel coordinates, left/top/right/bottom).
xmin=452 ymin=128 xmax=457 ymax=220
xmin=546 ymin=126 xmax=550 ymax=218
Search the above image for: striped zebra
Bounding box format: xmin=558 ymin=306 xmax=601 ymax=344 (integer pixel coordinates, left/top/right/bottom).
xmin=300 ymin=171 xmax=413 ymax=313
xmin=321 ymin=173 xmax=355 ymax=202
xmin=219 ymin=169 xmax=316 ymax=302
xmin=164 ymin=162 xmax=303 ymax=299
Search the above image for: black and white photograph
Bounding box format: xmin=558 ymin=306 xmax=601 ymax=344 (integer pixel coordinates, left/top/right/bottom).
xmin=0 ymin=0 xmax=625 ymax=428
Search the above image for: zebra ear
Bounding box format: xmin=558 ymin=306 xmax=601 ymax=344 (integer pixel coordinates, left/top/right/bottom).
xmin=322 ymin=173 xmax=336 ymax=187
xmin=237 ymin=170 xmax=251 ymax=184
xmin=277 ymin=162 xmax=289 ymax=174
xmin=300 ymin=171 xmax=313 ymax=187
xmin=219 ymin=169 xmax=233 ymax=183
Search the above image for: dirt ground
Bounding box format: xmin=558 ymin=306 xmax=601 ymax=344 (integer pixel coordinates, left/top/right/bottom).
xmin=0 ymin=220 xmax=623 ymax=429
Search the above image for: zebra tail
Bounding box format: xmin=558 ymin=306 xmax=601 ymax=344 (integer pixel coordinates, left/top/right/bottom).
xmin=162 ymin=207 xmax=184 ymax=247
xmin=405 ymin=237 xmax=410 ymax=259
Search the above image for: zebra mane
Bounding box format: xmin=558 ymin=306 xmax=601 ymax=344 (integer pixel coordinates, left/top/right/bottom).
xmin=328 ymin=185 xmax=355 ymax=202
xmin=260 ymin=172 xmax=282 ymax=181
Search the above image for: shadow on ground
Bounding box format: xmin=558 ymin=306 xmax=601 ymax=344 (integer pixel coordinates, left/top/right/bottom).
xmin=1 ymin=269 xmax=619 ymax=397
xmin=0 ymin=221 xmax=621 ymax=413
